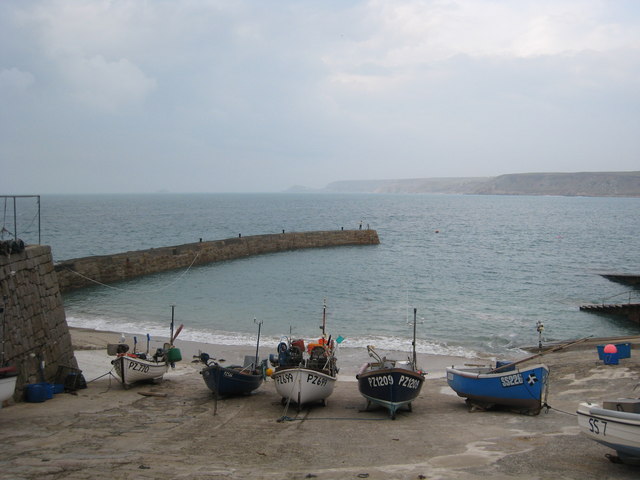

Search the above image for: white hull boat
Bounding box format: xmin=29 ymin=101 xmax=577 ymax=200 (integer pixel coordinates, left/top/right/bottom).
xmin=112 ymin=355 xmax=168 ymax=387
xmin=0 ymin=370 xmax=17 ymax=404
xmin=269 ymin=301 xmax=339 ymax=409
xmin=577 ymin=400 xmax=640 ymax=464
xmin=272 ymin=367 xmax=336 ymax=407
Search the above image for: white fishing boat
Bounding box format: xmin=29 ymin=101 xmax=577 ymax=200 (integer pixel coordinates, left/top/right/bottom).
xmin=269 ymin=301 xmax=339 ymax=409
xmin=112 ymin=353 xmax=169 ymax=387
xmin=577 ymin=399 xmax=640 ymax=464
xmin=0 ymin=366 xmax=18 ymax=404
xmin=110 ymin=307 xmax=183 ymax=388
xmin=272 ymin=365 xmax=336 ymax=407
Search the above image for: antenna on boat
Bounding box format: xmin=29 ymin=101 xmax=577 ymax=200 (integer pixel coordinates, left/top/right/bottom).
xmin=170 ymin=304 xmax=176 ymax=343
xmin=320 ymin=298 xmax=327 ymax=338
xmin=412 ymin=308 xmax=418 ymax=369
xmin=254 ymin=317 xmax=263 ymax=370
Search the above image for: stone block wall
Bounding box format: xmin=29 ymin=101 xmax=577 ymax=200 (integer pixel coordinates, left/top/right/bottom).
xmin=55 ymin=229 xmax=379 ymax=292
xmin=1 ymin=245 xmax=77 ymax=403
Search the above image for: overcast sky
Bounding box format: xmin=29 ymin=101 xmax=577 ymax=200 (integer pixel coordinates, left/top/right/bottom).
xmin=1 ymin=0 xmax=639 ymax=194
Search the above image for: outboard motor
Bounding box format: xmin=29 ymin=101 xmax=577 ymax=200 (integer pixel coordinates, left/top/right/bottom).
xmin=153 ymin=347 xmax=166 ymax=362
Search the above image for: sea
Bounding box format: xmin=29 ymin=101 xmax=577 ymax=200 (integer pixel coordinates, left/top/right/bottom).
xmin=6 ymin=193 xmax=640 ymax=359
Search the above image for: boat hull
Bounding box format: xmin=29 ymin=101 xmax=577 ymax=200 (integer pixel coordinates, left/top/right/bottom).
xmin=357 ymin=367 xmax=424 ymax=419
xmin=272 ymin=367 xmax=336 ymax=406
xmin=577 ymin=402 xmax=640 ymax=463
xmin=201 ymin=364 xmax=263 ymax=397
xmin=0 ymin=367 xmax=18 ymax=403
xmin=446 ymin=364 xmax=549 ymax=414
xmin=112 ymin=355 xmax=168 ymax=386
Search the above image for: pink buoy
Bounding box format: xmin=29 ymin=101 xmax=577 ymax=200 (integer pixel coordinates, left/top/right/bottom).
xmin=603 ymin=344 xmax=617 ymax=354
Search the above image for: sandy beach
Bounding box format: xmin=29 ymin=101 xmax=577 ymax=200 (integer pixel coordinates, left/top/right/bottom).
xmin=1 ymin=329 xmax=639 ymax=480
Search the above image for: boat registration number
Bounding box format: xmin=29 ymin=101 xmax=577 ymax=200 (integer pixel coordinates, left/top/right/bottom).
xmin=368 ymin=374 xmax=393 ymax=387
xmin=274 ymin=372 xmax=294 ymax=385
xmin=500 ymin=373 xmax=523 ymax=388
xmin=399 ymin=375 xmax=420 ymax=390
xmin=128 ymin=362 xmax=150 ymax=374
xmin=587 ymin=417 xmax=608 ymax=436
xmin=306 ymin=373 xmax=328 ymax=387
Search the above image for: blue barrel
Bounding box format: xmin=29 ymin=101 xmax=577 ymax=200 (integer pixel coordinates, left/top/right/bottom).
xmin=26 ymin=384 xmax=47 ymax=403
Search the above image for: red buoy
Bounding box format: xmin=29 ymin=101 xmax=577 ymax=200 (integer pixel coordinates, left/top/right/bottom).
xmin=603 ymin=344 xmax=617 ymax=354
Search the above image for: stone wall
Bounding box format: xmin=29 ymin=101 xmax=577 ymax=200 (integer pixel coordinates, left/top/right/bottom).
xmin=55 ymin=229 xmax=380 ymax=292
xmin=1 ymin=245 xmax=77 ymax=403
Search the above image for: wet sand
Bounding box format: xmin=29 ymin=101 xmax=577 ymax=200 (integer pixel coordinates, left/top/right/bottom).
xmin=0 ymin=329 xmax=639 ymax=479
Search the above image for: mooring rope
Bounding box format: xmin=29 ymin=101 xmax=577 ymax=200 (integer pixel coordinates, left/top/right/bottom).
xmin=63 ymin=251 xmax=200 ymax=294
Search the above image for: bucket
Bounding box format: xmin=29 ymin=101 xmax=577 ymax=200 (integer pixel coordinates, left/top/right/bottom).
xmin=52 ymin=384 xmax=64 ymax=394
xmin=25 ymin=384 xmax=47 ymax=403
xmin=166 ymin=348 xmax=182 ymax=363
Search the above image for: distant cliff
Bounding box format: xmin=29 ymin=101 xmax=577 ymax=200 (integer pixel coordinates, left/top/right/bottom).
xmin=472 ymin=172 xmax=640 ymax=197
xmin=288 ymin=171 xmax=640 ymax=197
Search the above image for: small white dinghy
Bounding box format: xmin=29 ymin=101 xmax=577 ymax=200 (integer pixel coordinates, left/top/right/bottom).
xmin=577 ymin=399 xmax=640 ymax=464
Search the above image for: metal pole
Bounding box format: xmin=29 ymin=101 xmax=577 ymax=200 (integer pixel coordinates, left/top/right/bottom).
xmin=37 ymin=196 xmax=41 ymax=244
xmin=254 ymin=318 xmax=263 ymax=369
xmin=170 ymin=305 xmax=175 ymax=343
xmin=13 ymin=197 xmax=17 ymax=240
xmin=412 ymin=308 xmax=417 ymax=368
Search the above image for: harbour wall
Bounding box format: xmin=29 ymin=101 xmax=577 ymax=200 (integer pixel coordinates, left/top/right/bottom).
xmin=1 ymin=245 xmax=78 ymax=403
xmin=55 ymin=229 xmax=380 ymax=293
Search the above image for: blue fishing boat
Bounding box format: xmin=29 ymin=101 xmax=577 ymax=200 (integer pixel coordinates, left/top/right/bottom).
xmin=446 ymin=363 xmax=549 ymax=415
xmin=356 ymin=308 xmax=426 ymax=419
xmin=198 ymin=319 xmax=265 ymax=398
xmin=200 ymin=359 xmax=264 ymax=397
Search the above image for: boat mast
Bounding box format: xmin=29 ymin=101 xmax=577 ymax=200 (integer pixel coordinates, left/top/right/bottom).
xmin=254 ymin=318 xmax=263 ymax=369
xmin=412 ymin=308 xmax=417 ymax=369
xmin=170 ymin=304 xmax=175 ymax=343
xmin=321 ymin=298 xmax=327 ymax=338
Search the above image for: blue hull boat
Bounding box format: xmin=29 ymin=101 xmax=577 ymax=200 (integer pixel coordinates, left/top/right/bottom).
xmin=201 ymin=363 xmax=263 ymax=397
xmin=356 ymin=309 xmax=426 ymax=420
xmin=357 ymin=362 xmax=425 ymax=419
xmin=446 ymin=363 xmax=549 ymax=415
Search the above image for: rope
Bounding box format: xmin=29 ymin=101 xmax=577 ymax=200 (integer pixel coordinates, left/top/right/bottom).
xmin=279 ymin=416 xmax=388 ymax=422
xmin=16 ymin=209 xmax=40 ymax=238
xmin=63 ymin=252 xmax=200 ymax=293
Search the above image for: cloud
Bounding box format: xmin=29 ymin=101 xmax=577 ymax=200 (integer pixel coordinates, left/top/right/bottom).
xmin=62 ymin=55 xmax=156 ymax=112
xmin=0 ymin=67 xmax=35 ymax=91
xmin=1 ymin=0 xmax=639 ymax=193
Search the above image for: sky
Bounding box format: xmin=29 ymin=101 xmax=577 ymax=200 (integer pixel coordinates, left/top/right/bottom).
xmin=1 ymin=0 xmax=639 ymax=194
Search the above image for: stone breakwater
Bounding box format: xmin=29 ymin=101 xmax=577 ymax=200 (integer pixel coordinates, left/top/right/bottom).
xmin=55 ymin=229 xmax=380 ymax=293
xmin=0 ymin=245 xmax=77 ymax=402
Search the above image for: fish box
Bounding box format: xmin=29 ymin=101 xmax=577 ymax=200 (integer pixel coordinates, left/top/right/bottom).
xmin=603 ymin=398 xmax=640 ymax=413
xmin=596 ymin=343 xmax=631 ymax=360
